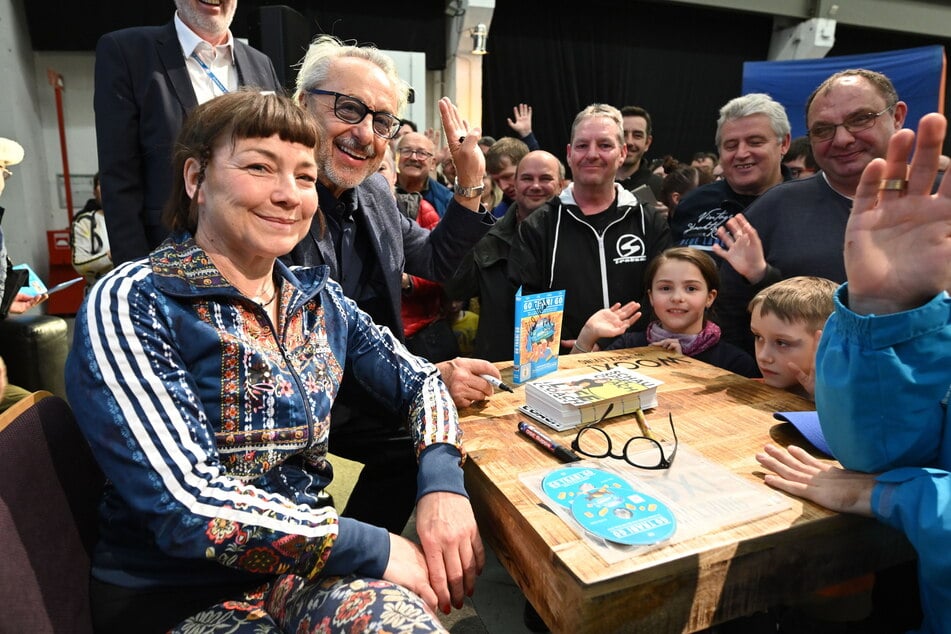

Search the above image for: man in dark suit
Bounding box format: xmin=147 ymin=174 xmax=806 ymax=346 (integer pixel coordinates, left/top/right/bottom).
xmin=286 ymin=35 xmax=501 ymax=540
xmin=94 ymin=0 xmax=281 ymax=264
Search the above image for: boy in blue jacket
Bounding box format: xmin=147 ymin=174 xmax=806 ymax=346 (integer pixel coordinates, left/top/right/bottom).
xmin=757 ymin=112 xmax=951 ymax=634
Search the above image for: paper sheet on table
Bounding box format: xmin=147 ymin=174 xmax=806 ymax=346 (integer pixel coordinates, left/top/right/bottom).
xmin=520 ymin=444 xmax=792 ymax=565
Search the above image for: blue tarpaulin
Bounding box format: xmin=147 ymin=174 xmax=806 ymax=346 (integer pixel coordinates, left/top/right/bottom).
xmin=742 ymin=46 xmax=946 ymax=138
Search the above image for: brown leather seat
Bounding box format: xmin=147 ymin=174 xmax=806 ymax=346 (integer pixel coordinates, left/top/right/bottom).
xmin=0 ymin=391 xmax=103 ymax=633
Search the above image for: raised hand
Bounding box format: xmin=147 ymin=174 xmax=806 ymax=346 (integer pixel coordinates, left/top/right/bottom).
xmin=574 ymin=301 xmax=641 ymax=352
xmin=847 ymin=112 xmax=951 ymax=315
xmin=506 ymin=103 xmax=534 ymax=138
xmin=712 ymin=213 xmax=768 ymax=284
xmin=439 ymin=97 xmax=485 ymax=211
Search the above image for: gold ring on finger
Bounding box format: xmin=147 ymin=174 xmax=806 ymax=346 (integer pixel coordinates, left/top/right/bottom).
xmin=878 ymin=178 xmax=908 ymax=191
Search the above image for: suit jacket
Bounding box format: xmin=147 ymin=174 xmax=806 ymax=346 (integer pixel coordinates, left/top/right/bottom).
xmin=94 ymin=20 xmax=281 ymax=264
xmin=285 ymin=173 xmax=492 ymax=339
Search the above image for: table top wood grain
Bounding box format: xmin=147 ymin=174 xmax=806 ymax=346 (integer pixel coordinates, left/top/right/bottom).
xmin=458 ymin=347 xmax=914 ymax=633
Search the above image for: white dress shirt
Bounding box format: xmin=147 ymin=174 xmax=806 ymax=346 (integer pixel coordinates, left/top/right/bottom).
xmin=174 ymin=12 xmax=237 ymax=104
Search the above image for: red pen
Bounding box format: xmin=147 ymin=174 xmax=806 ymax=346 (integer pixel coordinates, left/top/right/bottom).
xmin=518 ymin=421 xmax=582 ymax=462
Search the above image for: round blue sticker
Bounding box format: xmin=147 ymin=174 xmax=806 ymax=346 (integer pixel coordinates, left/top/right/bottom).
xmin=542 ymin=466 xmax=676 ymax=545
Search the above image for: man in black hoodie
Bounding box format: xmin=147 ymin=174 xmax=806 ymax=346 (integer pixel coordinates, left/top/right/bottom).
xmin=509 ymin=104 xmax=670 ymax=349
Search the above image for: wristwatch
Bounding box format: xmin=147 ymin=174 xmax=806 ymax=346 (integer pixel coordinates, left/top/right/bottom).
xmin=455 ymin=183 xmax=485 ymax=199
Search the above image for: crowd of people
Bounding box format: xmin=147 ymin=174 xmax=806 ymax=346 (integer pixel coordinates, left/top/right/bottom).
xmin=1 ymin=0 xmax=945 ymax=632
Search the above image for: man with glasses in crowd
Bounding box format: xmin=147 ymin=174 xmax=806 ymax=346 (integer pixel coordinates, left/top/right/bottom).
xmin=712 ymin=69 xmax=908 ymax=353
xmin=287 ymin=36 xmax=498 ymax=552
xmin=396 ymin=131 xmax=453 ymax=216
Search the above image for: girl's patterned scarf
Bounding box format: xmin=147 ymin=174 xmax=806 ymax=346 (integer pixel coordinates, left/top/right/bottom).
xmin=646 ymin=319 xmax=721 ymax=356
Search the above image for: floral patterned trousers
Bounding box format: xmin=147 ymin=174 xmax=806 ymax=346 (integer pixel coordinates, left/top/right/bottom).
xmin=170 ymin=574 xmax=448 ymax=634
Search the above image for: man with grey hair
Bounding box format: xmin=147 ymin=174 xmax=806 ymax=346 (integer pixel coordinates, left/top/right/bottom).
xmin=713 ymin=69 xmax=908 ymax=354
xmin=287 ymin=35 xmax=498 ymax=397
xmin=509 ymin=104 xmax=671 ymax=347
xmin=286 ymin=35 xmax=492 ymax=614
xmin=95 ymin=0 xmax=282 ymax=264
xmin=671 ymin=93 xmax=792 ymax=251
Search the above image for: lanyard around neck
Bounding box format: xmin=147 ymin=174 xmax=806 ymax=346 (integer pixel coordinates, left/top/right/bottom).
xmin=190 ymin=50 xmax=229 ymax=94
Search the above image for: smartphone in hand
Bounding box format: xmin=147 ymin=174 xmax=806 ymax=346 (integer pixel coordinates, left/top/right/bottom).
xmin=13 ymin=264 xmax=83 ymax=296
xmin=12 ymin=263 xmax=47 ymax=297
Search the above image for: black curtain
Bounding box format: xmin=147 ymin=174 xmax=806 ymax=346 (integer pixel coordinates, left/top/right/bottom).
xmin=483 ymin=0 xmax=951 ymax=168
xmin=483 ymin=1 xmax=775 ymax=172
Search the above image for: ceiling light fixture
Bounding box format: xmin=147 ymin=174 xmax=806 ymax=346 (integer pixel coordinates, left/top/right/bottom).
xmin=470 ymin=24 xmax=488 ymax=55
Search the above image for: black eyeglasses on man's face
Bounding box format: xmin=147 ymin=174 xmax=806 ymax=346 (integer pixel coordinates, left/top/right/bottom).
xmin=306 ymin=88 xmax=401 ymax=140
xmin=572 ymin=410 xmax=678 ymax=470
xmin=806 ymin=105 xmax=895 ymax=142
xmin=398 ymin=147 xmax=435 ymax=160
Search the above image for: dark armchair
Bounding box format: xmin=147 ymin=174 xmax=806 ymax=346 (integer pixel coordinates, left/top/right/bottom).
xmin=0 ymin=313 xmax=69 ymax=400
xmin=0 ymin=391 xmax=103 ymax=633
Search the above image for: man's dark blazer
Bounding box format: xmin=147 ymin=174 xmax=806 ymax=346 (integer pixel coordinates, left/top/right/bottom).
xmin=94 ymin=20 xmax=281 ymax=264
xmin=285 ymin=173 xmax=491 ymax=339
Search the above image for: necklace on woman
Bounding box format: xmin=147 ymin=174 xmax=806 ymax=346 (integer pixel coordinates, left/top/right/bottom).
xmin=253 ymin=283 xmax=277 ymax=307
xmin=200 ymin=248 xmax=278 ymax=308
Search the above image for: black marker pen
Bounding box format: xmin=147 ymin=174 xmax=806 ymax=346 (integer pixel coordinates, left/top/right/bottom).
xmin=518 ymin=421 xmax=581 ymax=463
xmin=479 ymin=374 xmax=514 ymax=393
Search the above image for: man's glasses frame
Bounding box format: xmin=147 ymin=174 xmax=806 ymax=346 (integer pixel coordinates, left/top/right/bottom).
xmin=572 ymin=408 xmax=678 ymax=470
xmin=306 ymin=88 xmax=401 ymax=140
xmin=398 ymin=147 xmax=435 ymax=160
xmin=807 ymin=105 xmax=895 ymax=142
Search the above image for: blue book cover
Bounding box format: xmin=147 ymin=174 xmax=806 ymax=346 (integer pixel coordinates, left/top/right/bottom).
xmin=513 ymin=287 xmax=565 ymax=385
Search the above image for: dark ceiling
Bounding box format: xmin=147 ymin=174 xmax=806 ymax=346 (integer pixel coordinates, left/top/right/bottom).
xmin=25 ymin=1 xmax=448 ymax=69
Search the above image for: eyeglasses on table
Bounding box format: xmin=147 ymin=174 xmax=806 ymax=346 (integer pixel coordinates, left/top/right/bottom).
xmin=571 ymin=405 xmax=678 ymax=470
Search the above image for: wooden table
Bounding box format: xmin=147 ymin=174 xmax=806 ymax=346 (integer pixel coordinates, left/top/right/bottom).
xmin=458 ymin=347 xmax=914 ymax=633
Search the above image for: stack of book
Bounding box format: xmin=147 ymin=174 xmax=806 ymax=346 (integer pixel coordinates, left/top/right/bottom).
xmin=520 ymin=367 xmax=663 ymax=431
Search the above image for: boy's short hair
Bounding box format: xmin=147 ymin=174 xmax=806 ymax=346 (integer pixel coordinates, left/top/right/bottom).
xmin=748 ymin=276 xmax=838 ymax=332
